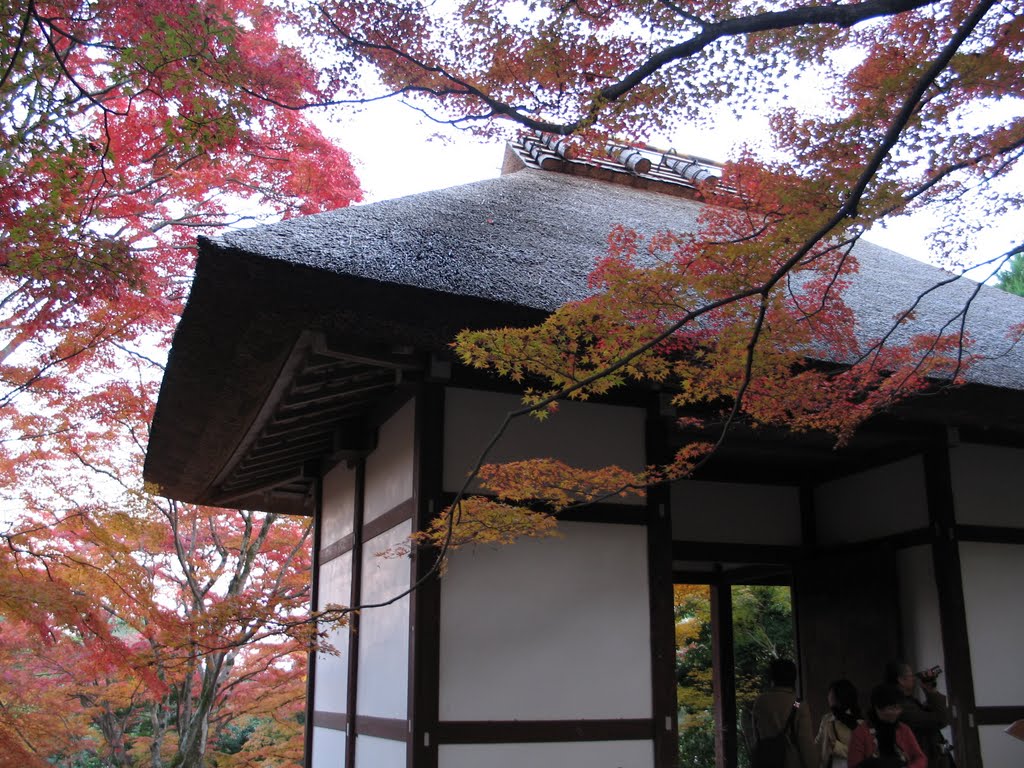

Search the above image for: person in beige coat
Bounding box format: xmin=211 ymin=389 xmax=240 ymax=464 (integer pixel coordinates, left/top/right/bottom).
xmin=749 ymin=659 xmax=818 ymax=768
xmin=815 ymin=679 xmax=862 ymax=768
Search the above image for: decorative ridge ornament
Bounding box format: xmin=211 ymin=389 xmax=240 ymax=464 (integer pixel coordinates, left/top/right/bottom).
xmin=606 ymin=144 xmax=653 ymax=175
xmin=539 ymin=133 xmax=574 ymax=159
xmin=520 ymin=134 xmax=565 ymax=170
xmin=508 ymin=132 xmax=722 ymax=196
xmin=660 ymin=152 xmax=715 ymax=184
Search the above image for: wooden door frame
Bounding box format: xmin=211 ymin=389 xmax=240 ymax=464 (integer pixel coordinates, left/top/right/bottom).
xmin=674 ymin=564 xmax=793 ymax=768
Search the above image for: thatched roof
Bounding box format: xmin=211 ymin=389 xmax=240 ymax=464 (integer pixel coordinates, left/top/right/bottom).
xmin=144 ymin=142 xmax=1024 ymax=514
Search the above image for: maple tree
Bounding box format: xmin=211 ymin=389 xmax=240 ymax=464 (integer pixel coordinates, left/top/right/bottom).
xmin=0 ymin=2 xmax=361 ymax=765
xmin=0 ymin=0 xmax=361 ymax=476
xmin=0 ymin=366 xmax=316 ymax=767
xmin=0 ymin=506 xmax=314 ymax=768
xmin=314 ymin=0 xmax=1022 ymax=545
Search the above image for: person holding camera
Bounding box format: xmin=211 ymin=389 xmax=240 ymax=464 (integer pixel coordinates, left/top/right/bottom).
xmin=883 ymin=661 xmax=952 ymax=768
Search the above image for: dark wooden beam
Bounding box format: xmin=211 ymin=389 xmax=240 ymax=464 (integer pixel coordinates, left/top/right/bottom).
xmin=312 ymin=711 xmax=347 ymax=731
xmin=320 ymin=531 xmax=354 ymax=566
xmin=362 ymin=498 xmax=416 ymax=543
xmin=923 ymin=438 xmax=983 ymax=768
xmin=303 ymin=476 xmax=324 ymax=768
xmin=974 ymin=706 xmax=1024 ymax=726
xmin=647 ymin=401 xmax=678 ymax=768
xmin=958 ymin=425 xmax=1024 ymax=449
xmin=672 ymin=541 xmax=802 ymax=564
xmin=355 ymin=715 xmax=409 ymax=742
xmin=711 ymin=574 xmax=738 ymax=768
xmin=956 ymin=524 xmax=1024 ymax=545
xmin=345 ymin=459 xmax=366 ymax=768
xmin=720 ymin=564 xmax=791 ymax=586
xmin=434 ymin=718 xmax=656 ymax=743
xmin=409 ymin=385 xmax=444 ymax=768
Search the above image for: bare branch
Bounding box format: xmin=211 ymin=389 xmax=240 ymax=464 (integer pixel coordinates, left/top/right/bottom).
xmin=319 ymin=0 xmax=943 ymax=135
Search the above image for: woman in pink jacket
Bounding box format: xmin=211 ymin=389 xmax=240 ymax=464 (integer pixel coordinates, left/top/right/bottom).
xmin=848 ymin=685 xmax=926 ymax=768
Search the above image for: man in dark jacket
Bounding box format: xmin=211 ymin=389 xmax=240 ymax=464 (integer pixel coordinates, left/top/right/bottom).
xmin=885 ymin=660 xmax=951 ymax=768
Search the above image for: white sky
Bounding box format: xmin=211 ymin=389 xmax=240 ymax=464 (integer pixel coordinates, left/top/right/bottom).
xmin=340 ymin=121 xmax=735 ymax=201
xmin=317 ymin=90 xmax=500 ymax=202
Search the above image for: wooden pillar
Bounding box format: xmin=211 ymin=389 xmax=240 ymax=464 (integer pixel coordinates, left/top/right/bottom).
xmin=794 ymin=485 xmax=815 ymax=716
xmin=409 ymin=385 xmax=444 ymax=768
xmin=304 ymin=476 xmax=324 ymax=768
xmin=647 ymin=402 xmax=677 ymax=767
xmin=345 ymin=459 xmax=367 ymax=768
xmin=711 ymin=572 xmax=737 ymax=768
xmin=923 ymin=437 xmax=983 ymax=768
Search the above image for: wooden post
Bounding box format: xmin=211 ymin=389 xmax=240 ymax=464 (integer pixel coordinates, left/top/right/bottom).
xmin=303 ymin=476 xmax=323 ymax=768
xmin=345 ymin=459 xmax=366 ymax=768
xmin=711 ymin=571 xmax=738 ymax=768
xmin=647 ymin=402 xmax=677 ymax=767
xmin=409 ymin=385 xmax=444 ymax=768
xmin=923 ymin=437 xmax=983 ymax=768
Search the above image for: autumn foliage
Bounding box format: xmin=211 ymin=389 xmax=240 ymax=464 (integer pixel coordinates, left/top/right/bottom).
xmin=0 ymin=0 xmax=361 ymax=475
xmin=317 ymin=0 xmax=1021 ymax=290
xmin=2 ymin=0 xmax=1022 ymax=760
xmin=0 ymin=330 xmax=329 ymax=765
xmin=1 ymin=1 xmax=361 ymax=765
xmin=440 ymin=160 xmax=967 ymax=548
xmin=0 ymin=496 xmax=314 ymax=768
xmin=316 ymin=0 xmax=1021 ymax=551
xmin=0 ymin=338 xmax=323 ymax=767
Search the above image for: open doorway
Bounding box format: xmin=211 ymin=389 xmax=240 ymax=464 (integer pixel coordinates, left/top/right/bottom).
xmin=675 ymin=577 xmax=795 ymax=768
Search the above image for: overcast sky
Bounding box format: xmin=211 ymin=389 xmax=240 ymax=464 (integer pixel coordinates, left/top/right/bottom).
xmin=332 ymin=98 xmax=756 ymax=198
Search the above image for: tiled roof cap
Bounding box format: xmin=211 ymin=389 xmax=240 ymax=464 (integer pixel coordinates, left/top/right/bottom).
xmin=508 ymin=131 xmax=722 ymax=195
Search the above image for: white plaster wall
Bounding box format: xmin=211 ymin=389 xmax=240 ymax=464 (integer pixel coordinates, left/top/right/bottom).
xmin=322 ymin=461 xmax=357 ymax=545
xmin=897 ymin=546 xmax=947 ymax=696
xmin=354 ymin=734 xmax=406 ymax=767
xmin=959 ymin=542 xmax=1024 ymax=706
xmin=356 ymin=521 xmax=412 ymax=720
xmin=438 ymin=521 xmax=651 ymax=720
xmin=315 ymin=552 xmax=352 ymax=714
xmin=311 ymin=726 xmax=345 ymax=768
xmin=438 ymin=740 xmax=655 ymax=768
xmin=950 ymin=444 xmax=1024 ymax=528
xmin=443 ymin=388 xmax=646 ymax=505
xmin=670 ymin=480 xmax=801 ymax=544
xmin=815 ymin=456 xmax=928 ymax=544
xmin=978 ymin=724 xmax=1024 ymax=768
xmin=365 ymin=398 xmax=415 ymax=523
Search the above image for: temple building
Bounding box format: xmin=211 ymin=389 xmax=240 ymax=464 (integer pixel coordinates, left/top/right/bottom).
xmin=145 ymin=135 xmax=1024 ymax=768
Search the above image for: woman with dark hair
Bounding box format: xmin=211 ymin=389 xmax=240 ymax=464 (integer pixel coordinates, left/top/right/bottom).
xmin=848 ymin=684 xmax=926 ymax=768
xmin=816 ymin=679 xmax=862 ymax=767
